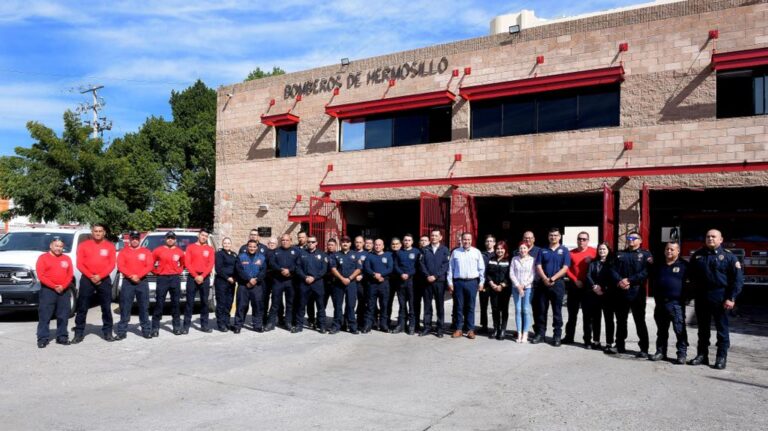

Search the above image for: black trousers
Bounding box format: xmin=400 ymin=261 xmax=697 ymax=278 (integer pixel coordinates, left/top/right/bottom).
xmin=184 ymin=276 xmax=210 ymax=330
xmin=269 ymin=278 xmax=294 ymax=327
xmin=654 ymin=297 xmax=688 ymax=357
xmin=214 ymin=278 xmax=235 ymax=330
xmin=365 ymin=280 xmax=389 ymax=330
xmin=74 ymin=276 xmax=113 ymax=336
xmin=695 ymin=290 xmax=730 ymax=357
xmin=582 ymin=290 xmax=603 ymax=345
xmin=396 ymin=277 xmax=416 ymax=329
xmin=601 ymin=292 xmax=616 ymax=345
xmin=332 ymin=281 xmax=358 ymax=331
xmin=489 ymin=286 xmax=511 ymax=331
xmin=296 ymin=281 xmax=326 ymax=330
xmin=614 ymin=289 xmax=649 ymax=352
xmin=37 ymin=286 xmax=72 ymax=341
xmin=235 ymin=283 xmax=265 ymax=330
xmin=534 ymin=281 xmax=565 ymax=338
xmin=356 ymin=278 xmax=368 ymax=327
xmin=478 ymin=288 xmax=490 ymax=329
xmin=564 ymin=284 xmax=585 ymax=341
xmin=414 ymin=281 xmax=425 ymax=330
xmin=117 ymin=278 xmax=150 ymax=336
xmin=423 ymin=280 xmax=446 ymax=330
xmin=153 ymin=275 xmax=181 ymax=330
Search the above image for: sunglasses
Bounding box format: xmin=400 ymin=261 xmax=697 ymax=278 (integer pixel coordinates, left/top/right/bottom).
xmin=307 ymin=240 xmax=317 ymax=243
xmin=577 ymin=238 xmax=588 ymax=241
xmin=627 ymin=236 xmax=640 ymax=241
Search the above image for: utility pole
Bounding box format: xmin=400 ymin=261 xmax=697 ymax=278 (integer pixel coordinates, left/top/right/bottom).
xmin=76 ymin=84 xmax=112 ymax=139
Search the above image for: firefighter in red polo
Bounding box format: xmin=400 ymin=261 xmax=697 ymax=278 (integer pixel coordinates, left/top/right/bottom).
xmin=35 ymin=237 xmax=75 ymax=348
xmin=184 ymin=229 xmax=215 ymax=333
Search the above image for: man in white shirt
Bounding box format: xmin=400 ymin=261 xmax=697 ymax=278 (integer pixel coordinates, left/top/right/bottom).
xmin=447 ymin=232 xmax=485 ymax=339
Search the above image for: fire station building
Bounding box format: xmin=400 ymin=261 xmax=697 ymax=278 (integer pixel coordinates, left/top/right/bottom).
xmin=215 ymin=0 xmax=768 ymax=282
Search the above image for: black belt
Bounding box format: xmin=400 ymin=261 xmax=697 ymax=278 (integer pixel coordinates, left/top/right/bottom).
xmin=454 ymin=278 xmax=479 ymax=281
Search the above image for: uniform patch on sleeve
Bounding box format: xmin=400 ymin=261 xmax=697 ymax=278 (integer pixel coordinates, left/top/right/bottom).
xmin=735 ymin=261 xmax=742 ymax=269
xmin=256 ymin=259 xmax=262 ymax=265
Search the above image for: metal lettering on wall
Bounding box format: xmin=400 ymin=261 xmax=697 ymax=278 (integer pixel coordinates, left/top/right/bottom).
xmin=283 ymin=57 xmax=449 ymax=99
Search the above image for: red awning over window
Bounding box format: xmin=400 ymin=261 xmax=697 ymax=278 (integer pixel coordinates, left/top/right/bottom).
xmin=261 ymin=113 xmax=300 ymax=127
xmin=459 ymin=66 xmax=625 ymax=101
xmin=325 ymin=90 xmax=456 ymax=119
xmin=711 ymin=47 xmax=768 ymax=71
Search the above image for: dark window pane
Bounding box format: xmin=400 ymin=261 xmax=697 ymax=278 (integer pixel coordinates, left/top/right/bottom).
xmin=717 ymin=70 xmax=755 ymax=118
xmin=276 ymin=125 xmax=297 ymax=158
xmin=756 ymin=74 xmax=765 ymax=115
xmin=538 ymin=92 xmax=578 ymax=133
xmin=364 ymin=117 xmax=393 ymax=149
xmin=578 ymin=85 xmax=620 ymax=128
xmin=471 ymin=101 xmax=502 ymax=139
xmin=428 ymin=105 xmax=452 ymax=143
xmin=394 ymin=112 xmax=426 ymax=146
xmin=502 ymin=97 xmax=536 ymax=136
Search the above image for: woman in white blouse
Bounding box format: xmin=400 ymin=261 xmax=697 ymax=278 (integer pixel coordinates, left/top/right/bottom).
xmin=510 ymin=242 xmax=535 ymax=343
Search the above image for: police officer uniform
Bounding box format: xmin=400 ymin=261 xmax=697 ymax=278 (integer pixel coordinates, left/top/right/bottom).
xmin=478 ymin=249 xmax=495 ymax=333
xmin=329 ymin=247 xmax=362 ymax=334
xmin=234 ymin=248 xmax=267 ymax=332
xmin=363 ymin=250 xmax=394 ymax=333
xmin=650 ymin=258 xmax=689 ymax=363
xmin=688 ymin=245 xmax=743 ymax=369
xmin=585 ymin=257 xmax=614 ymax=350
xmin=609 ymin=246 xmax=652 ymax=356
xmin=214 ymin=247 xmax=238 ymax=331
xmin=354 ymin=248 xmax=370 ymax=328
xmin=268 ymin=245 xmax=300 ymax=330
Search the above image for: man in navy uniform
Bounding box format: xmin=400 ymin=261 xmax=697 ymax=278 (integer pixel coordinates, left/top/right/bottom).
xmin=353 ymin=236 xmax=370 ymax=329
xmin=268 ymin=234 xmax=300 ymax=331
xmin=329 ymin=236 xmax=362 ymax=334
xmin=649 ymin=241 xmax=689 ymax=364
xmin=607 ymin=231 xmax=652 ymax=357
xmin=234 ymin=240 xmax=267 ymax=333
xmin=688 ymin=229 xmax=743 ymax=370
xmin=532 ymin=228 xmax=571 ymax=346
xmin=478 ymin=235 xmax=496 ymax=334
xmin=419 ymin=229 xmax=450 ymax=338
xmin=238 ymin=228 xmax=267 ymax=255
xmin=393 ymin=234 xmax=421 ymax=335
xmin=414 ymin=235 xmax=430 ymax=333
xmin=362 ymin=239 xmax=393 ymax=333
xmin=294 ymin=235 xmax=329 ymax=333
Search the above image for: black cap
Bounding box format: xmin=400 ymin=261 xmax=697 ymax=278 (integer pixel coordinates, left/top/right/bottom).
xmin=340 ymin=235 xmax=352 ymax=242
xmin=165 ymin=231 xmax=176 ymax=239
xmin=129 ymin=231 xmax=141 ymax=239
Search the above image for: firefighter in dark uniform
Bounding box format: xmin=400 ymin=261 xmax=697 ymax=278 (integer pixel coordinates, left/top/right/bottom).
xmin=353 ymin=236 xmax=371 ymax=328
xmin=393 ymin=234 xmax=421 ymax=335
xmin=363 ymin=239 xmax=394 ymax=333
xmin=294 ymin=235 xmax=328 ymax=333
xmin=688 ymin=229 xmax=744 ymax=370
xmin=418 ymin=230 xmax=450 ymax=338
xmin=649 ymin=241 xmax=689 ymax=364
xmin=239 ymin=229 xmax=269 ymax=327
xmin=214 ymin=237 xmax=238 ymax=332
xmin=607 ymin=231 xmax=652 ymax=357
xmin=267 ymin=234 xmax=300 ymax=331
xmin=478 ymin=235 xmax=496 ymax=334
xmin=234 ymin=239 xmax=267 ymax=333
xmin=329 ymin=236 xmax=362 ymax=334
xmin=414 ymin=235 xmax=430 ymax=333
xmin=532 ymin=228 xmax=571 ymax=346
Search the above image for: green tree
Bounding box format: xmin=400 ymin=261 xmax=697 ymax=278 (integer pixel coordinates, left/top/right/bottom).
xmin=245 ymin=66 xmax=286 ymax=81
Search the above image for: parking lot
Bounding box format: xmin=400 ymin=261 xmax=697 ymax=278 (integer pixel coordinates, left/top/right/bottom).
xmin=1 ymin=299 xmax=767 ymax=431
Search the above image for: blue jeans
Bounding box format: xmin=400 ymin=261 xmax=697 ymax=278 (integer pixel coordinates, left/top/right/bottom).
xmin=512 ymin=287 xmax=533 ymax=334
xmin=453 ymin=278 xmax=478 ymax=332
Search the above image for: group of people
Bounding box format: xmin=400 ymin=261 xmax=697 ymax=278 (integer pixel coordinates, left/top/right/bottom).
xmin=35 ymin=224 xmax=743 ymax=370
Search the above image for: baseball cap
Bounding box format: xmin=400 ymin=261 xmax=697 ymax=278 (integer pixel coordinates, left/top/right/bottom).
xmin=165 ymin=231 xmax=177 ymax=239
xmin=129 ymin=231 xmax=141 ymax=239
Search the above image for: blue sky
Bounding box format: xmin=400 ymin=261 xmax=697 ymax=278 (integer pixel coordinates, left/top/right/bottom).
xmin=0 ymin=0 xmax=641 ymax=156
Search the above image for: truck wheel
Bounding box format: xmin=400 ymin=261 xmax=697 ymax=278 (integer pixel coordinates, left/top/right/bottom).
xmin=68 ymin=286 xmax=79 ymax=318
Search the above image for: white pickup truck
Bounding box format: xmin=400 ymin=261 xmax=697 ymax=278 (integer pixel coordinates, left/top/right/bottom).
xmin=0 ymin=227 xmax=120 ymax=315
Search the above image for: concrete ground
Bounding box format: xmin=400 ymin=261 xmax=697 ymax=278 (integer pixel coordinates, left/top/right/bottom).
xmin=1 ymin=297 xmax=767 ymax=431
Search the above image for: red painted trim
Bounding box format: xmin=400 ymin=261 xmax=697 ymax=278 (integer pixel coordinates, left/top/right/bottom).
xmin=261 ymin=113 xmax=300 ymax=127
xmin=712 ymin=47 xmax=768 ymax=71
xmin=319 ymin=161 xmax=768 ymax=192
xmin=325 ymin=90 xmax=456 ymax=119
xmin=459 ymin=66 xmax=625 ymax=101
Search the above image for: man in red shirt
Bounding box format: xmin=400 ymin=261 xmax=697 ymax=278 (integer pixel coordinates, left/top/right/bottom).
xmin=563 ymin=231 xmax=597 ymax=346
xmin=73 ymin=224 xmax=117 ymax=344
xmin=183 ymin=229 xmax=215 ymax=333
xmin=151 ymin=231 xmax=185 ymax=337
xmin=116 ymin=231 xmax=154 ymax=340
xmin=36 ymin=237 xmax=75 ymax=348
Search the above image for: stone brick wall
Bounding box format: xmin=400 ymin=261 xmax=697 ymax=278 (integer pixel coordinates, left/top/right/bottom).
xmin=215 ymin=0 xmax=768 ymax=244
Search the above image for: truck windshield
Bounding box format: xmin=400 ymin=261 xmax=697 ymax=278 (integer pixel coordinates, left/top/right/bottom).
xmin=0 ymin=232 xmax=75 ymax=253
xmin=142 ymin=235 xmax=198 ymax=252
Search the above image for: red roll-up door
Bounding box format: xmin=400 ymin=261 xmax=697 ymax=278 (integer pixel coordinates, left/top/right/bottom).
xmin=419 ymin=192 xmax=448 ymax=239
xmin=309 ymin=196 xmax=345 ymax=247
xmin=603 ymin=183 xmax=616 ymax=249
xmin=449 ymin=189 xmax=478 ymax=249
xmin=640 ymin=183 xmax=650 ymax=244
